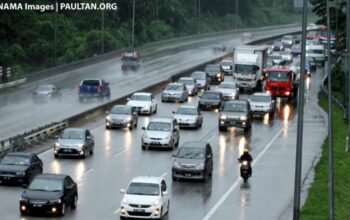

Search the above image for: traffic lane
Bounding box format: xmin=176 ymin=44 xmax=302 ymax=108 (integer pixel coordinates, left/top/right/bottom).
xmin=205 ymin=68 xmax=326 ymax=220
xmin=0 ymin=42 xmax=231 ymax=140
xmin=0 ymin=26 xmax=301 ymax=140
xmin=15 ymin=89 xmax=294 ymax=219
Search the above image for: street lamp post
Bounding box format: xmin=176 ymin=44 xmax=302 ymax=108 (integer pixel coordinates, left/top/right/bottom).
xmin=198 ymin=0 xmax=201 ymax=34
xmin=54 ymin=0 xmax=57 ymax=68
xmin=235 ymin=0 xmax=238 ymax=30
xmin=132 ymin=0 xmax=135 ymax=48
xmin=101 ymin=0 xmax=105 ymax=54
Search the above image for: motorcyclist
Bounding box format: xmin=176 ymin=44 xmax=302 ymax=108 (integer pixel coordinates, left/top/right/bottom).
xmin=239 ymin=148 xmax=253 ymax=177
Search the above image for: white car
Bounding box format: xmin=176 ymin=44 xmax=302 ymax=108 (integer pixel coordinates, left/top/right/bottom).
xmin=126 ymin=92 xmax=157 ymax=115
xmin=289 ymin=58 xmax=301 ymax=75
xmin=306 ymin=44 xmax=325 ymax=66
xmin=281 ymin=35 xmax=294 ymax=47
xmin=220 ymin=59 xmax=233 ymax=75
xmin=141 ymin=118 xmax=180 ymax=150
xmin=268 ymin=53 xmax=284 ymax=65
xmin=249 ymin=93 xmax=275 ymax=118
xmin=216 ymin=82 xmax=239 ymax=100
xmin=120 ymin=176 xmax=170 ymax=219
xmin=280 ymin=51 xmax=293 ymax=63
xmin=177 ymin=77 xmax=199 ymax=96
xmin=173 ymin=105 xmax=203 ymax=129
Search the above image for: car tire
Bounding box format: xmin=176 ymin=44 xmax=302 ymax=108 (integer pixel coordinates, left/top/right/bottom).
xmin=219 ymin=126 xmax=227 ymax=131
xmin=71 ymin=194 xmax=78 ymax=209
xmin=269 ymin=111 xmax=275 ymax=119
xmin=82 ymin=149 xmax=88 ymax=159
xmin=106 ymin=125 xmax=110 ymax=130
xmin=129 ymin=124 xmax=133 ymax=130
xmin=90 ymin=148 xmax=94 ymax=155
xmin=59 ymin=203 xmax=66 ymax=216
xmin=142 ymin=145 xmax=146 ymax=150
xmin=54 ymin=154 xmax=59 ymax=159
xmin=172 ymin=176 xmax=177 ymax=182
xmin=202 ymin=170 xmax=208 ymax=182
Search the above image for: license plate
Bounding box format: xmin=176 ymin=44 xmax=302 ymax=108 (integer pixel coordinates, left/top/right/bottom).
xmin=64 ymin=149 xmax=72 ymax=152
xmin=4 ymin=176 xmax=11 ymax=180
xmin=185 ymin=173 xmax=192 ymax=177
xmin=34 ymin=204 xmax=42 ymax=207
xmin=133 ymin=209 xmax=145 ymax=212
xmin=206 ymin=105 xmax=211 ymax=108
xmin=151 ymin=142 xmax=160 ymax=144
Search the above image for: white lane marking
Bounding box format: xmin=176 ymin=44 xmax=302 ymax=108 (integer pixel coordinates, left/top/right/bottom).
xmin=202 ymin=124 xmax=284 ymax=220
xmin=84 ymin=168 xmax=93 ymax=175
xmin=39 ymin=148 xmax=53 ymax=157
xmin=114 ymin=148 xmax=128 ymax=157
xmin=114 ymin=208 xmax=120 ymax=214
xmin=161 ymin=172 xmax=168 ymax=178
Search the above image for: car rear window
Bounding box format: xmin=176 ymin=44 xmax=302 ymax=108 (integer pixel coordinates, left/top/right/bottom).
xmin=82 ymin=80 xmax=100 ymax=86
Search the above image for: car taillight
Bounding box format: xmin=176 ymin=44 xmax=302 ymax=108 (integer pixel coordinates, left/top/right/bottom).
xmin=97 ymin=86 xmax=101 ymax=93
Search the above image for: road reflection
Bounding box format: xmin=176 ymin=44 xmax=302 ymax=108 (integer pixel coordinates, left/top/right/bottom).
xmin=218 ymin=134 xmax=227 ymax=175
xmin=51 ymin=160 xmax=61 ymax=174
xmin=75 ymin=161 xmax=85 ymax=180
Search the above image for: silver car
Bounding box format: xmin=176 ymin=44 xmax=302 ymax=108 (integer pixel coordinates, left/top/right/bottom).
xmin=173 ymin=105 xmax=203 ymax=129
xmin=191 ymin=71 xmax=210 ymax=91
xmin=216 ymin=82 xmax=239 ymax=100
xmin=54 ymin=128 xmax=94 ymax=159
xmin=105 ymin=105 xmax=138 ymax=130
xmin=161 ymin=83 xmax=188 ymax=102
xmin=178 ymin=77 xmax=199 ymax=96
xmin=220 ymin=60 xmax=233 ymax=76
xmin=141 ymin=118 xmax=180 ymax=150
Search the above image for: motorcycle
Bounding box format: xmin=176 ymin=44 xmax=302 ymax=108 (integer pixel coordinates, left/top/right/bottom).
xmin=239 ymin=160 xmax=251 ymax=183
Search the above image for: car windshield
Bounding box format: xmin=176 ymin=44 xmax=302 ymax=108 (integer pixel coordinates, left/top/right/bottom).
xmin=234 ymin=64 xmax=256 ymax=74
xmin=268 ymin=71 xmax=289 ymax=82
xmin=219 ymin=83 xmax=236 ymax=89
xmin=127 ymin=183 xmax=159 ymax=196
xmin=28 ymin=178 xmax=63 ymax=191
xmin=110 ymin=106 xmax=131 ymax=114
xmin=1 ymin=155 xmax=30 ymax=166
xmin=223 ymin=103 xmax=247 ymax=112
xmin=221 ymin=61 xmax=231 ymax=66
xmin=147 ymin=122 xmax=171 ymax=131
xmin=82 ymin=80 xmax=99 ymax=86
xmin=269 ymin=55 xmax=282 ymax=60
xmin=60 ymin=130 xmax=84 ymax=139
xmin=177 ymin=147 xmax=205 ymax=159
xmin=192 ymin=73 xmax=205 ymax=80
xmin=292 ymin=45 xmax=301 ymax=50
xmin=131 ymin=95 xmax=151 ymax=101
xmin=283 ymin=36 xmax=292 ymax=40
xmin=308 ymin=49 xmax=324 ymax=54
xmin=292 ymin=60 xmax=300 ymax=66
xmin=251 ymin=95 xmax=271 ymax=102
xmin=165 ymin=85 xmax=183 ymax=91
xmin=202 ymin=92 xmax=220 ymax=99
xmin=176 ymin=107 xmax=197 ymax=115
xmin=205 ymin=66 xmax=220 ymax=72
xmin=178 ymin=79 xmax=194 ymax=85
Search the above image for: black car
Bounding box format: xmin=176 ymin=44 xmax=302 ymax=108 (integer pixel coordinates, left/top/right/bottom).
xmin=198 ymin=91 xmax=225 ymax=110
xmin=205 ymin=64 xmax=224 ymax=84
xmin=218 ymin=100 xmax=253 ymax=133
xmin=172 ymin=141 xmax=213 ymax=182
xmin=121 ymin=50 xmax=140 ymax=71
xmin=0 ymin=153 xmax=43 ymax=186
xmin=306 ymin=56 xmax=317 ymax=71
xmin=20 ymin=174 xmax=78 ymax=216
xmin=272 ymin=40 xmax=284 ymax=51
xmin=290 ymin=44 xmax=301 ymax=57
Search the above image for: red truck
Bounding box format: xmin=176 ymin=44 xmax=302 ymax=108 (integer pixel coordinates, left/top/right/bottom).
xmin=264 ymin=66 xmax=298 ymax=100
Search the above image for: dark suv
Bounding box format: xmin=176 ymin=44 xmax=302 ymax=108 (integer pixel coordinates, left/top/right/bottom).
xmin=218 ymin=100 xmax=253 ymax=133
xmin=198 ymin=91 xmax=225 ymax=111
xmin=172 ymin=141 xmax=213 ymax=182
xmin=205 ymin=64 xmax=224 ymax=84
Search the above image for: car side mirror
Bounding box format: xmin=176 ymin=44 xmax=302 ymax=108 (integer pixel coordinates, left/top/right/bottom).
xmin=142 ymin=127 xmax=145 ymax=130
xmin=126 ymin=97 xmax=130 ymax=101
xmin=120 ymin=189 xmax=125 ymax=194
xmin=172 ymin=111 xmax=176 ymax=114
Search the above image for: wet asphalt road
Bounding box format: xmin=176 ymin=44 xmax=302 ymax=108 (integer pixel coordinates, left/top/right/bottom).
xmin=0 ymin=64 xmax=327 ymax=220
xmin=0 ymin=26 xmax=300 ymax=140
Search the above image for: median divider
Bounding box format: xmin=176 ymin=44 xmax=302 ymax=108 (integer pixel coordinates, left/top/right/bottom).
xmin=0 ymin=27 xmax=302 ymax=156
xmin=0 ymin=78 xmax=27 ymax=90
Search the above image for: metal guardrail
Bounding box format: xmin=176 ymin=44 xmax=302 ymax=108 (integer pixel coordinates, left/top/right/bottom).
xmin=0 ymin=78 xmax=27 ymax=89
xmin=0 ymin=26 xmax=302 ymax=155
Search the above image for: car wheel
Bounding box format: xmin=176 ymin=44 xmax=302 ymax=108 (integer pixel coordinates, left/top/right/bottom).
xmin=90 ymin=147 xmax=94 ymax=155
xmin=129 ymin=123 xmax=133 ymax=130
xmin=172 ymin=176 xmax=177 ymax=182
xmin=59 ymin=203 xmax=66 ymax=216
xmin=105 ymin=125 xmax=110 ymax=130
xmin=202 ymin=170 xmax=208 ymax=182
xmin=166 ymin=201 xmax=170 ymax=214
xmin=269 ymin=111 xmax=275 ymax=119
xmin=219 ymin=126 xmax=227 ymax=131
xmin=71 ymin=194 xmax=78 ymax=209
xmin=142 ymin=145 xmax=146 ymax=150
xmin=54 ymin=154 xmax=60 ymax=159
xmin=82 ymin=149 xmax=88 ymax=159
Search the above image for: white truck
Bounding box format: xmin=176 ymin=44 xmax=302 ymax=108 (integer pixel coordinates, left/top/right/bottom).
xmin=233 ymin=45 xmax=269 ymax=91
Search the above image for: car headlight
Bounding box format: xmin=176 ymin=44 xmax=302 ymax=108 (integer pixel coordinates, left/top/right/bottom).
xmin=49 ymin=199 xmax=61 ymax=204
xmin=20 ymin=196 xmax=28 ymax=202
xmin=77 ymin=143 xmax=84 ymax=149
xmin=173 ymin=161 xmax=181 ymax=169
xmin=216 ymin=73 xmax=221 ymax=77
xmin=126 ymin=116 xmax=132 ymax=121
xmin=240 ymin=116 xmax=247 ymax=121
xmin=196 ymin=163 xmax=205 ymax=170
xmin=106 ymin=115 xmax=111 ymax=121
xmin=152 ymin=199 xmax=161 ymax=206
xmin=54 ymin=143 xmax=59 ymax=148
xmin=16 ymin=172 xmax=25 ymax=176
xmin=220 ymin=115 xmax=227 ymax=120
xmin=122 ymin=197 xmax=128 ymax=205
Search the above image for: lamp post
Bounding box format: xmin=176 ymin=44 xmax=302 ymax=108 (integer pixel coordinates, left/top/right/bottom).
xmin=132 ymin=0 xmax=135 ymax=48
xmin=101 ymin=0 xmax=105 ymax=54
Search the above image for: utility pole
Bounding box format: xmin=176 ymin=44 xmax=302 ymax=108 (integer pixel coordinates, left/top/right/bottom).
xmin=346 ymin=0 xmax=350 ymax=151
xmin=235 ymin=0 xmax=238 ymax=30
xmin=156 ymin=0 xmax=158 ymax=40
xmin=198 ymin=0 xmax=201 ymax=34
xmin=101 ymin=0 xmax=105 ymax=54
xmin=54 ymin=0 xmax=57 ymax=68
xmin=326 ymin=1 xmax=334 ymax=219
xmin=292 ymin=0 xmax=307 ymax=218
xmin=132 ymin=0 xmax=135 ymax=48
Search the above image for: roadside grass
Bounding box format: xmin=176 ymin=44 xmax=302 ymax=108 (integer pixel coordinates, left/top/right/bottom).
xmin=301 ymin=92 xmax=350 ymax=219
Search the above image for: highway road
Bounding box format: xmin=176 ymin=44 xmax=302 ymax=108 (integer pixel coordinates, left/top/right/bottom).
xmin=0 ymin=65 xmax=327 ymax=219
xmin=0 ymin=26 xmax=300 ymax=141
